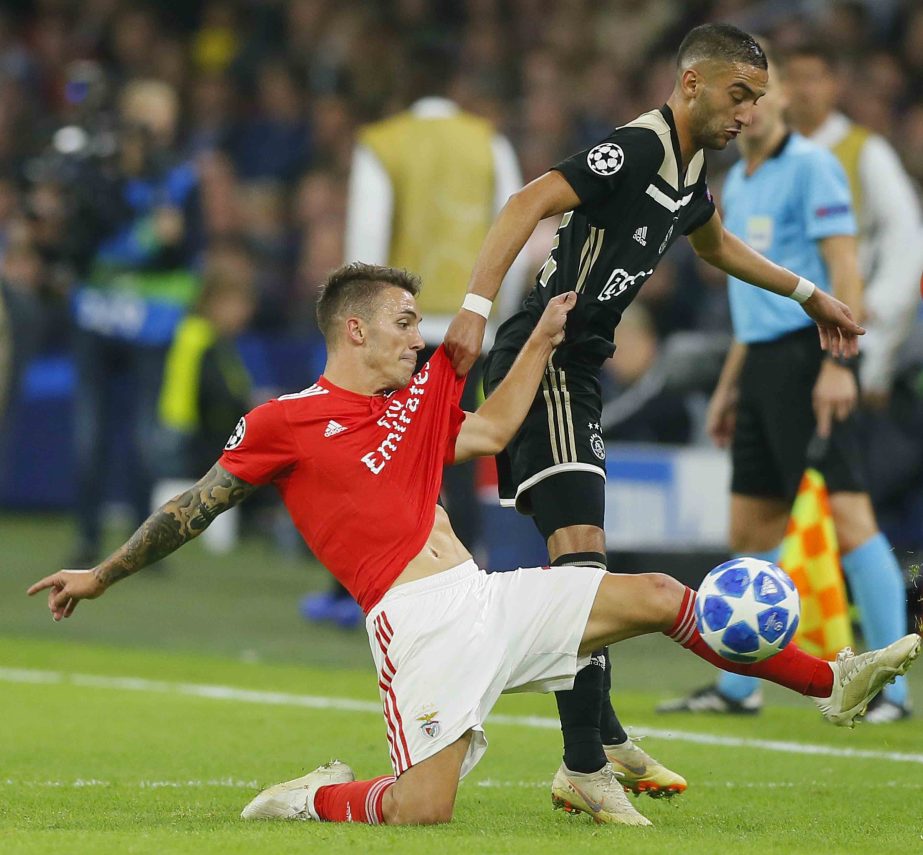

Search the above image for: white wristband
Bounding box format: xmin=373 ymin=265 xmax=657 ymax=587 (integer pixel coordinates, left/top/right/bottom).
xmin=790 ymin=277 xmax=816 ymax=304
xmin=462 ymin=293 xmax=492 ymax=320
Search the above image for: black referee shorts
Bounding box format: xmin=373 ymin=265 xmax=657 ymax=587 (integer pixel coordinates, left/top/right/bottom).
xmin=732 ymin=326 xmax=867 ymax=501
xmin=483 ymin=348 xmax=607 ymax=526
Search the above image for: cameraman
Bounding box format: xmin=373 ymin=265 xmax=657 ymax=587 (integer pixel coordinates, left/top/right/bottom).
xmin=69 ymin=79 xmax=201 ymax=566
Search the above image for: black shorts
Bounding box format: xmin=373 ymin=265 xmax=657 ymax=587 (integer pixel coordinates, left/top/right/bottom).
xmin=732 ymin=326 xmax=867 ymax=500
xmin=483 ymin=348 xmax=607 ymax=517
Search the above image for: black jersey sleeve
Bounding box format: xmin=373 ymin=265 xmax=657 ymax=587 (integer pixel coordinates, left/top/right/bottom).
xmin=682 ymin=185 xmax=716 ymax=235
xmin=551 ymin=127 xmax=660 ymax=207
xmin=682 ymin=156 xmax=717 ymax=235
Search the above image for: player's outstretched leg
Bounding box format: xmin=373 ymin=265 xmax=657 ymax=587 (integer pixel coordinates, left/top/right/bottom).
xmin=662 ymin=585 xmax=921 ymax=727
xmin=582 ymin=574 xmax=922 ymax=728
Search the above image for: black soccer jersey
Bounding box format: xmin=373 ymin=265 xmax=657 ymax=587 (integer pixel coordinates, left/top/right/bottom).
xmin=493 ymin=104 xmax=715 ymax=366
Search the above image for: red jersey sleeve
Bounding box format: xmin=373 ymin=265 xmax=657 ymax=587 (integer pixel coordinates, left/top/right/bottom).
xmin=218 ymin=399 xmax=297 ymax=486
xmin=429 ymin=345 xmax=467 ymax=465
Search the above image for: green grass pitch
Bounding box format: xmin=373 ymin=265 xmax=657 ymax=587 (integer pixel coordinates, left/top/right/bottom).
xmin=1 ymin=513 xmax=921 ymax=854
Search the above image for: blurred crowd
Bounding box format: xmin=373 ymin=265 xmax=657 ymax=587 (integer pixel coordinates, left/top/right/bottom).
xmin=0 ymin=0 xmax=922 ymax=552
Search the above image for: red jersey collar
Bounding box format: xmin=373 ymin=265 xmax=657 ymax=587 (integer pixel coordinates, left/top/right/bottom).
xmin=316 ymin=375 xmax=392 ymax=408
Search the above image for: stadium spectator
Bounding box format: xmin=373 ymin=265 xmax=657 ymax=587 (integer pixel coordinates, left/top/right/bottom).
xmin=27 ymin=263 xmax=921 ymax=827
xmin=230 ymin=60 xmax=310 ymax=183
xmin=657 ymin=49 xmax=911 ymax=722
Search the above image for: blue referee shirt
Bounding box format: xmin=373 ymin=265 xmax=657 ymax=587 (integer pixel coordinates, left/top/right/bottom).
xmin=724 ymin=133 xmax=856 ymax=344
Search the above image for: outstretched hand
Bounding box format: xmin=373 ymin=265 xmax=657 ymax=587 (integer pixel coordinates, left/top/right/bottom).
xmin=801 ymin=289 xmax=865 ymax=358
xmin=535 ymin=291 xmax=577 ymax=347
xmin=27 ymin=569 xmax=107 ymax=621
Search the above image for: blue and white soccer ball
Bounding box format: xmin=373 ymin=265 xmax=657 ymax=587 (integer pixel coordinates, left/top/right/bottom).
xmin=695 ymin=557 xmax=801 ymax=663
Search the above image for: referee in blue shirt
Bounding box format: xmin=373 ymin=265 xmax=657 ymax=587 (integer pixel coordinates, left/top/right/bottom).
xmin=659 ymin=50 xmax=910 ymax=722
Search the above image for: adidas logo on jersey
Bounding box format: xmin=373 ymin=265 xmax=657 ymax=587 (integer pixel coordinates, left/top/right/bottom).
xmin=632 ymin=226 xmax=647 ymax=246
xmin=324 ymin=420 xmax=347 ymax=438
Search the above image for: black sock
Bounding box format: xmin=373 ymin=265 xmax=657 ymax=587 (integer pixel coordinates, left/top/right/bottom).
xmin=599 ymin=649 xmax=629 ymax=745
xmin=552 ymin=552 xmax=608 ymax=773
xmin=554 ymin=653 xmax=607 ymax=773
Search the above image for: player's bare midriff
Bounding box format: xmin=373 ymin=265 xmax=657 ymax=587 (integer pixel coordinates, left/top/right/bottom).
xmin=389 ymin=505 xmax=472 ymax=588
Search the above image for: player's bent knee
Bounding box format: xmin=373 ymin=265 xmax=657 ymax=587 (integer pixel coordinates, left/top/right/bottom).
xmin=640 ymin=572 xmax=685 ymax=623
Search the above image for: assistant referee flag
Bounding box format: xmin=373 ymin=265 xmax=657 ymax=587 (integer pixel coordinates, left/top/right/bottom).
xmin=780 ymin=468 xmax=854 ymax=659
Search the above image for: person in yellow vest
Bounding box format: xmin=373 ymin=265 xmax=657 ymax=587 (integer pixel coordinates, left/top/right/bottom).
xmin=157 ymin=244 xmax=255 ymax=481
xmin=785 ymin=40 xmax=923 ymax=409
xmin=301 ymin=43 xmax=528 ymax=628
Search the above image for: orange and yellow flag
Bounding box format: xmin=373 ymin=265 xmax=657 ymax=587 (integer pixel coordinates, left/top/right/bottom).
xmin=779 ymin=468 xmax=854 ymax=659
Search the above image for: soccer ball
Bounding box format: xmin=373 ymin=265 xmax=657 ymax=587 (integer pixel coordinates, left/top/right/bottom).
xmin=695 ymin=557 xmax=800 ymax=663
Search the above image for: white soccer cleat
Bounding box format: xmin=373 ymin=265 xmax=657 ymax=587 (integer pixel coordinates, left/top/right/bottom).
xmin=604 ymin=739 xmax=687 ymax=798
xmin=240 ymin=760 xmax=355 ymax=820
xmin=815 ymin=634 xmax=921 ymax=728
xmin=551 ymin=763 xmax=652 ymax=826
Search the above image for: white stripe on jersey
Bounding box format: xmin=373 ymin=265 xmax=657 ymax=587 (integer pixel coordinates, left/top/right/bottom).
xmin=541 ymin=364 xmax=561 ymax=466
xmin=541 ymin=363 xmax=577 ymax=465
xmin=645 ymin=184 xmax=693 ymax=213
xmin=278 ymin=384 xmax=328 ymax=401
xmin=575 ymin=226 xmax=605 ymax=293
xmin=557 ymin=368 xmax=578 ymax=462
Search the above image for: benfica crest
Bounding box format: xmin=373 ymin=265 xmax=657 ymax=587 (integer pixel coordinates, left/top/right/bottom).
xmin=417 ymin=709 xmax=441 ymax=739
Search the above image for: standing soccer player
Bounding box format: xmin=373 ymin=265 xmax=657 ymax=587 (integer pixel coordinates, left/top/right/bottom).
xmin=657 ymin=49 xmax=911 ymax=720
xmin=445 ymin=23 xmax=864 ymax=811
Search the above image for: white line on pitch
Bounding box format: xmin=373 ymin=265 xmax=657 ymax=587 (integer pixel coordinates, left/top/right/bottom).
xmin=2 ymin=666 xmax=922 ymax=766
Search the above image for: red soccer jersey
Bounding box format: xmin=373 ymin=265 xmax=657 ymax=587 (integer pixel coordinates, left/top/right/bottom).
xmin=219 ymin=346 xmax=466 ymax=612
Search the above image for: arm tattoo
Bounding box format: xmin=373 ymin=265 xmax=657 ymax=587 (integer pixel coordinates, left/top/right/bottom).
xmin=93 ymin=464 xmax=257 ymax=586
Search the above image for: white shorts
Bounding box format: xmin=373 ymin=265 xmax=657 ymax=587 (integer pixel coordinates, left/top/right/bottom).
xmin=365 ymin=560 xmax=606 ymax=779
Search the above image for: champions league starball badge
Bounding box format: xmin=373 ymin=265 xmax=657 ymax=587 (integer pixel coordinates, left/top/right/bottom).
xmin=224 ymin=417 xmax=246 ymax=450
xmin=587 ymin=142 xmax=624 ymax=176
